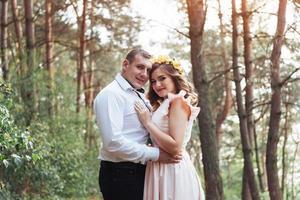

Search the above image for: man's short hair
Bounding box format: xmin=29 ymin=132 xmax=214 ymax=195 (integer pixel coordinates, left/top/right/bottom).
xmin=125 ymin=48 xmax=152 ymax=64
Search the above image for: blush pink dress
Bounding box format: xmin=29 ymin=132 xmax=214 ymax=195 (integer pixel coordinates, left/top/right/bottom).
xmin=143 ymin=91 xmax=205 ymax=200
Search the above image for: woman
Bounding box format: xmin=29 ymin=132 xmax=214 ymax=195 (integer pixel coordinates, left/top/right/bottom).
xmin=134 ymin=55 xmax=205 ymax=200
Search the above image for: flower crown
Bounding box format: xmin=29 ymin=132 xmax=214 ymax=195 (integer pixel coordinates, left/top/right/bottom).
xmin=151 ymin=55 xmax=184 ymax=75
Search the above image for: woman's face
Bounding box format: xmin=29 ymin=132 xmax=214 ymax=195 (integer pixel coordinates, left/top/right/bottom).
xmin=150 ymin=68 xmax=177 ymax=98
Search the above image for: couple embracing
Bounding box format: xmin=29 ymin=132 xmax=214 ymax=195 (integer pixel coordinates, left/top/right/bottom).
xmin=94 ymin=48 xmax=205 ymax=200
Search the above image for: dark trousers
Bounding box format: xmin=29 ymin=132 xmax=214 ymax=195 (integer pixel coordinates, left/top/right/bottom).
xmin=99 ymin=160 xmax=146 ymax=200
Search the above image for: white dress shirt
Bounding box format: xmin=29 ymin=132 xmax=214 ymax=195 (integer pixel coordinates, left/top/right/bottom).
xmin=94 ymin=73 xmax=159 ymax=164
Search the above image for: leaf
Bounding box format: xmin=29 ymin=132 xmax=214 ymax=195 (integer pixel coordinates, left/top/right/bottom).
xmin=32 ymin=153 xmax=41 ymax=162
xmin=25 ymin=155 xmax=31 ymax=161
xmin=3 ymin=159 xmax=9 ymax=168
xmin=11 ymin=154 xmax=22 ymax=166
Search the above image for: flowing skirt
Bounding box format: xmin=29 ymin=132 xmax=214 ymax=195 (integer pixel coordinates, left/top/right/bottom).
xmin=143 ymin=151 xmax=205 ymax=200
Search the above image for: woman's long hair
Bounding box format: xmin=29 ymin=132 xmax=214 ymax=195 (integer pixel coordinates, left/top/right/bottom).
xmin=147 ymin=63 xmax=199 ymax=111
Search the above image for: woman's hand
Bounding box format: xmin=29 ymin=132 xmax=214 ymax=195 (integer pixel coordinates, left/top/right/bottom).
xmin=134 ymin=101 xmax=152 ymax=126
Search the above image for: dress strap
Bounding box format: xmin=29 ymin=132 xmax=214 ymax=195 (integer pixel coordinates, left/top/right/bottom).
xmin=165 ymin=90 xmax=200 ymax=121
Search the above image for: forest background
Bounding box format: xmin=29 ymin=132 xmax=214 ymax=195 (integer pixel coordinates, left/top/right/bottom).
xmin=0 ymin=0 xmax=299 ymax=200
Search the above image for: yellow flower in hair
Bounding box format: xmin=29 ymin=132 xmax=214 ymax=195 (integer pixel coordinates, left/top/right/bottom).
xmin=151 ymin=55 xmax=184 ymax=75
xmin=172 ymin=60 xmax=183 ymax=74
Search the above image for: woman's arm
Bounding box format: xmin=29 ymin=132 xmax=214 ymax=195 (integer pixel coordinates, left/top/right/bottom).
xmin=135 ymin=96 xmax=190 ymax=156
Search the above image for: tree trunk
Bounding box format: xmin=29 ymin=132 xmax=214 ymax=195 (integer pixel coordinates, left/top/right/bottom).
xmin=1 ymin=0 xmax=8 ymax=81
xmin=45 ymin=0 xmax=55 ymax=117
xmin=84 ymin=0 xmax=96 ymax=148
xmin=231 ymin=0 xmax=260 ymax=199
xmin=215 ymin=0 xmax=233 ymax=148
xmin=242 ymin=172 xmax=252 ymax=200
xmin=281 ymin=102 xmax=289 ymax=199
xmin=186 ymin=0 xmax=224 ymax=199
xmin=76 ymin=0 xmax=87 ymax=113
xmin=266 ymin=0 xmax=287 ymax=199
xmin=290 ymin=141 xmax=298 ymax=200
xmin=23 ymin=0 xmax=36 ymax=125
xmin=254 ymin=125 xmax=266 ymax=191
xmin=11 ymin=0 xmax=22 ymax=45
xmin=242 ymin=0 xmax=255 ymax=148
xmin=241 ymin=1 xmax=256 ymax=198
xmin=11 ymin=0 xmax=25 ymax=76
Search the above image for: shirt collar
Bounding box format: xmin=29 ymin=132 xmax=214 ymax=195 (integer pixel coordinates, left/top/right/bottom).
xmin=115 ymin=73 xmax=145 ymax=93
xmin=115 ymin=73 xmax=133 ymax=91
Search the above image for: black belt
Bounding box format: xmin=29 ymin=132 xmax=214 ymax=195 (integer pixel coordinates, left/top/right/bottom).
xmin=100 ymin=160 xmax=146 ymax=170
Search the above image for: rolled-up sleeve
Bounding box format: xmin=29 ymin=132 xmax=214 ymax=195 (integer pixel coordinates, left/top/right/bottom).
xmin=94 ymin=91 xmax=159 ymax=164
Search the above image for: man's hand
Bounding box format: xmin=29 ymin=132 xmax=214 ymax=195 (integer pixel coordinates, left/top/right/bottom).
xmin=157 ymin=149 xmax=182 ymax=163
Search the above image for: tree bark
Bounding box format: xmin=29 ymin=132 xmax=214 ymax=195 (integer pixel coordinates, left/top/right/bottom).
xmin=23 ymin=0 xmax=36 ymax=125
xmin=11 ymin=0 xmax=22 ymax=43
xmin=241 ymin=1 xmax=256 ymax=198
xmin=186 ymin=0 xmax=224 ymax=199
xmin=242 ymin=0 xmax=255 ymax=151
xmin=281 ymin=102 xmax=289 ymax=199
xmin=231 ymin=0 xmax=260 ymax=199
xmin=45 ymin=0 xmax=55 ymax=117
xmin=242 ymin=172 xmax=252 ymax=200
xmin=84 ymin=0 xmax=96 ymax=148
xmin=76 ymin=0 xmax=87 ymax=113
xmin=11 ymin=0 xmax=24 ymax=76
xmin=1 ymin=0 xmax=8 ymax=81
xmin=266 ymin=0 xmax=287 ymax=199
xmin=254 ymin=125 xmax=266 ymax=191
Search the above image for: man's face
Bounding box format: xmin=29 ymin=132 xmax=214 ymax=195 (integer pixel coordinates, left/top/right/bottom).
xmin=122 ymin=54 xmax=152 ymax=89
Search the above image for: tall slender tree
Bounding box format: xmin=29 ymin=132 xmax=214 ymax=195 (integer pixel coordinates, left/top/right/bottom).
xmin=1 ymin=0 xmax=8 ymax=81
xmin=231 ymin=0 xmax=260 ymax=199
xmin=11 ymin=0 xmax=24 ymax=76
xmin=45 ymin=0 xmax=55 ymax=117
xmin=76 ymin=0 xmax=87 ymax=113
xmin=241 ymin=0 xmax=256 ymax=198
xmin=281 ymin=100 xmax=290 ymax=198
xmin=23 ymin=0 xmax=36 ymax=125
xmin=84 ymin=0 xmax=96 ymax=148
xmin=186 ymin=0 xmax=224 ymax=199
xmin=266 ymin=0 xmax=287 ymax=199
xmin=242 ymin=0 xmax=255 ymax=153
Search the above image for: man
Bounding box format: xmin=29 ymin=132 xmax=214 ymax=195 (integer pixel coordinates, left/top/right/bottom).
xmin=94 ymin=48 xmax=180 ymax=200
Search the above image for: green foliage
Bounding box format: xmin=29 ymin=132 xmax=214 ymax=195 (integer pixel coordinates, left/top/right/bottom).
xmin=0 ymin=106 xmax=36 ymax=167
xmin=16 ymin=117 xmax=100 ymax=199
xmin=0 ymin=81 xmax=36 ymax=168
xmin=0 ymin=82 xmax=39 ymax=199
xmin=3 ymin=0 xmax=299 ymax=198
xmin=1 ymin=78 xmax=100 ymax=199
xmin=1 ymin=113 xmax=100 ymax=199
xmin=2 ymin=0 xmax=162 ymax=198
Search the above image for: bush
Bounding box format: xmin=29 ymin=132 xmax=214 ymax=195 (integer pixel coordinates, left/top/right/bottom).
xmin=0 ymin=82 xmax=40 ymax=198
xmin=1 ymin=80 xmax=100 ymax=199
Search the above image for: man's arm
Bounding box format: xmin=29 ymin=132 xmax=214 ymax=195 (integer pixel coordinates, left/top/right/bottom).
xmin=94 ymin=91 xmax=159 ymax=164
xmin=158 ymin=149 xmax=182 ymax=163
